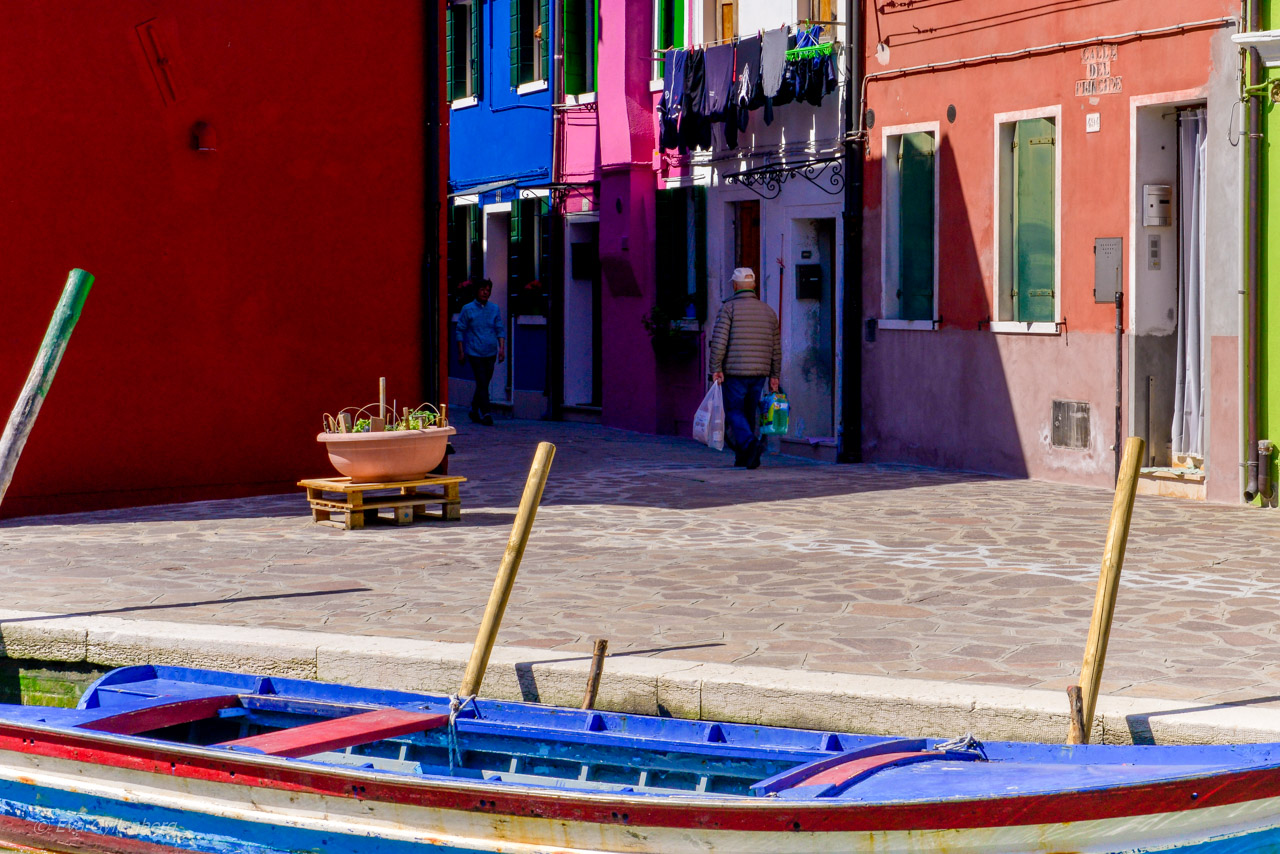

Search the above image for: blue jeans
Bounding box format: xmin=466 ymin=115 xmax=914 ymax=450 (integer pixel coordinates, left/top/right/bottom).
xmin=722 ymin=376 xmax=766 ymax=453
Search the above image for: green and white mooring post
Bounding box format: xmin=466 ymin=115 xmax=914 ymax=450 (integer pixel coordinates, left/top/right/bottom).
xmin=0 ymin=268 xmax=95 ymax=508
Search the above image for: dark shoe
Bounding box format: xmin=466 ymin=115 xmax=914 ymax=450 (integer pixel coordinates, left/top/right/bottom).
xmin=481 ymin=414 xmax=494 ymax=426
xmin=745 ymin=438 xmax=764 ymax=470
xmin=732 ymin=444 xmax=747 ymax=467
xmin=468 ymin=410 xmax=483 ymax=424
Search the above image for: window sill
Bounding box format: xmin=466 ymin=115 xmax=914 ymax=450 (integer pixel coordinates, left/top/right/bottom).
xmin=878 ymin=319 xmax=935 ymax=331
xmin=565 ymin=92 xmax=597 ymax=105
xmin=450 ymin=95 xmax=479 ymax=110
xmin=650 ymin=78 xmax=664 ymax=93
xmin=989 ymin=321 xmax=1061 ymax=335
xmin=517 ymin=80 xmax=549 ymax=96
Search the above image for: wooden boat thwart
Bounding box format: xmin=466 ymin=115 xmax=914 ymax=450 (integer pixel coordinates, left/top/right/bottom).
xmin=0 ymin=664 xmax=1276 ymax=853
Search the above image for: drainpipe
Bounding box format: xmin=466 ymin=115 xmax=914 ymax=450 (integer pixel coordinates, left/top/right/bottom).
xmin=838 ymin=0 xmax=865 ymax=463
xmin=1245 ymin=0 xmax=1263 ymax=502
xmin=547 ymin=0 xmax=566 ymax=420
xmin=1261 ymin=440 xmax=1275 ymax=502
xmin=423 ymin=0 xmax=449 ymax=407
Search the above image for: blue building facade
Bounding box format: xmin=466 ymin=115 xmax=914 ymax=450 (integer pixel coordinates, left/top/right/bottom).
xmin=447 ymin=0 xmax=556 ymax=420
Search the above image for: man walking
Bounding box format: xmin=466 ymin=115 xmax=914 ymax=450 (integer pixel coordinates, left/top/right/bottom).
xmin=456 ymin=279 xmax=505 ymax=426
xmin=708 ymin=268 xmax=781 ymax=469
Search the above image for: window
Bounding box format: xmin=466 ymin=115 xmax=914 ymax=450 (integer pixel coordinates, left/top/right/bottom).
xmin=655 ymin=187 xmax=707 ymax=322
xmin=508 ymin=197 xmax=549 ymax=315
xmin=882 ymin=128 xmax=937 ymax=325
xmin=797 ymin=0 xmax=835 ymax=41
xmin=719 ymin=0 xmax=735 ymax=41
xmin=511 ymin=0 xmax=549 ymax=88
xmin=446 ymin=1 xmax=482 ymax=102
xmin=653 ymin=0 xmax=685 ymax=80
xmin=564 ymin=0 xmax=600 ymax=96
xmin=996 ymin=113 xmax=1058 ymax=324
xmin=447 ymin=203 xmax=484 ymax=314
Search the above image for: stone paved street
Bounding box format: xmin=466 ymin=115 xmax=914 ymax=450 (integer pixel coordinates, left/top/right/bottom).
xmin=2 ymin=419 xmax=1280 ymax=707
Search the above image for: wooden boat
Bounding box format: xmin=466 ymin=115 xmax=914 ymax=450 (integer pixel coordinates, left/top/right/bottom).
xmin=0 ymin=663 xmax=1276 ymax=853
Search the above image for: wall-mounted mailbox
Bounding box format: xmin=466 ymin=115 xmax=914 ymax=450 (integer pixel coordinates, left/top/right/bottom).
xmin=1143 ymin=184 xmax=1172 ymax=227
xmin=796 ymin=264 xmax=824 ymax=300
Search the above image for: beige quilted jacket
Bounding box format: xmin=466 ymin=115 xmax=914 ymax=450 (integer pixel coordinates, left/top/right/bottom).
xmin=708 ymin=290 xmax=781 ymax=378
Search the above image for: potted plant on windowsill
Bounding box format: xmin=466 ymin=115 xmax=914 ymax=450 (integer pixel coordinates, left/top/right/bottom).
xmin=317 ymin=395 xmax=455 ymax=484
xmin=642 ymin=305 xmax=700 ymax=362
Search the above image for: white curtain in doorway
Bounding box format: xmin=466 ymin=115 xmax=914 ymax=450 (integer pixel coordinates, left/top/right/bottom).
xmin=1172 ymin=109 xmax=1207 ymax=458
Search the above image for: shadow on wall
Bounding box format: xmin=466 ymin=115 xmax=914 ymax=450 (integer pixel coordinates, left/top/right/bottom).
xmin=862 ymin=135 xmax=1030 ymax=478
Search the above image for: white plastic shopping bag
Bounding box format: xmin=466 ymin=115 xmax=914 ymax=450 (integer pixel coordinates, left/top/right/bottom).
xmin=692 ymin=382 xmax=725 ymax=451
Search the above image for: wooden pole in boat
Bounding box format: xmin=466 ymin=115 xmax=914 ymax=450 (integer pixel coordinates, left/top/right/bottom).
xmin=581 ymin=638 xmax=608 ymax=710
xmin=459 ymin=441 xmax=556 ymax=698
xmin=1071 ymin=435 xmax=1145 ymax=745
xmin=0 ymin=269 xmax=95 ymax=509
xmin=1066 ymin=685 xmax=1086 ymax=745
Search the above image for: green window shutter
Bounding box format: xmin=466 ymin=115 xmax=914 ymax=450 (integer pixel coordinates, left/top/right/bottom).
xmin=654 ymin=189 xmax=680 ymax=315
xmin=446 ymin=5 xmax=457 ymax=101
xmin=539 ymin=0 xmax=550 ymax=82
xmin=510 ymin=0 xmax=522 ymax=88
xmin=447 ymin=205 xmax=464 ymax=291
xmin=1013 ymin=118 xmax=1056 ymax=323
xmin=468 ymin=205 xmax=484 ymax=280
xmin=693 ymin=185 xmax=707 ymax=322
xmin=898 ymin=132 xmax=935 ymax=322
xmin=470 ymin=1 xmax=483 ymax=99
xmin=564 ymin=0 xmax=585 ymax=95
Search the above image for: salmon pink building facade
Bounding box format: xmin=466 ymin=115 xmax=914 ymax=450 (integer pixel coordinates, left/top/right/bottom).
xmin=857 ymin=0 xmax=1243 ymax=499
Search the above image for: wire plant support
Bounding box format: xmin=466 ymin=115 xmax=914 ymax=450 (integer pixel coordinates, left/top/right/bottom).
xmin=723 ymin=156 xmax=845 ymax=200
xmin=323 ymin=402 xmax=449 ymax=435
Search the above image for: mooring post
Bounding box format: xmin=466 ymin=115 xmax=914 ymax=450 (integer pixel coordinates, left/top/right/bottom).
xmin=1071 ymin=435 xmax=1145 ymax=744
xmin=0 ymin=269 xmax=95 ymax=508
xmin=460 ymin=441 xmax=556 ymax=698
xmin=581 ymin=638 xmax=609 ymax=710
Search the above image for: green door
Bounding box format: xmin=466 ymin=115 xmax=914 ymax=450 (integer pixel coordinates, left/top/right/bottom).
xmin=898 ymin=132 xmax=934 ymax=322
xmin=1013 ymin=118 xmax=1056 ymax=323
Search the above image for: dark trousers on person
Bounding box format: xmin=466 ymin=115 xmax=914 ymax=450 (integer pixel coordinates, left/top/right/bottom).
xmin=722 ymin=375 xmax=766 ymax=460
xmin=467 ymin=355 xmax=496 ymax=418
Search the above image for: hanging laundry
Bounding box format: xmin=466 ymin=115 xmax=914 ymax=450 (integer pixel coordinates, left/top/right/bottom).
xmin=760 ymin=26 xmax=787 ymax=98
xmin=659 ymin=48 xmax=686 ymax=152
xmin=703 ymin=41 xmax=738 ymax=150
xmin=679 ymin=47 xmax=711 ymax=152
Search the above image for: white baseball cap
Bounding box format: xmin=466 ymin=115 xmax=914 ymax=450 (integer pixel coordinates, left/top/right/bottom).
xmin=731 ymin=268 xmax=756 ymax=288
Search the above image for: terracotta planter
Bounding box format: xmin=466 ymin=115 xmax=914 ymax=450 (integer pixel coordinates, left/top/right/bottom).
xmin=317 ymin=426 xmax=456 ymax=483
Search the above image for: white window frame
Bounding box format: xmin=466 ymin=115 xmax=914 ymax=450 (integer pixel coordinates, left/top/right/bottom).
xmin=991 ymin=105 xmax=1062 ymax=334
xmin=448 ymin=0 xmax=479 ymax=109
xmin=880 ymin=121 xmax=940 ymax=331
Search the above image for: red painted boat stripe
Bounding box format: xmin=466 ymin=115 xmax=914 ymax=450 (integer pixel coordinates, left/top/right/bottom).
xmin=77 ymin=695 xmax=243 ymax=736
xmin=216 ymin=709 xmax=448 ymax=758
xmin=2 ymin=722 xmax=1278 ymax=834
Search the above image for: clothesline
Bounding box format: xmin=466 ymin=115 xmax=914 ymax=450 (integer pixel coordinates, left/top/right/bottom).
xmin=650 ymin=19 xmax=842 ymax=54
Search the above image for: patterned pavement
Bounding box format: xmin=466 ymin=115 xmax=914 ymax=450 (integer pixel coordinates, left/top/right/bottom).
xmin=2 ymin=419 xmax=1280 ymax=708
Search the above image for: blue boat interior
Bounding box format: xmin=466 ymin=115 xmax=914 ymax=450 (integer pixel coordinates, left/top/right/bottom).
xmin=1 ymin=665 xmax=1277 ymax=803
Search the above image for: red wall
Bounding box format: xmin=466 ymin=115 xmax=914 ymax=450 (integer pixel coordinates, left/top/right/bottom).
xmin=0 ymin=2 xmax=426 ymax=516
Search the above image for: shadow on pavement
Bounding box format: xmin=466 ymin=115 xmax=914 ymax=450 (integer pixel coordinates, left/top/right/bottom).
xmin=0 ymin=588 xmax=371 ymax=623
xmin=1125 ymin=695 xmax=1280 ymax=744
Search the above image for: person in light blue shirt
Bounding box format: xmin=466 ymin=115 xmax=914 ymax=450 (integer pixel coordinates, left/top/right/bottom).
xmin=455 ymin=279 xmax=505 ymax=425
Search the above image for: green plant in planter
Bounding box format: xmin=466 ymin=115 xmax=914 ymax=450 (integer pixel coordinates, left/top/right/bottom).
xmin=324 ymin=403 xmax=447 ymax=434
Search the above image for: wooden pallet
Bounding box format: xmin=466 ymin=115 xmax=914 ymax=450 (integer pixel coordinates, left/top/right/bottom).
xmin=298 ymin=475 xmax=466 ymax=530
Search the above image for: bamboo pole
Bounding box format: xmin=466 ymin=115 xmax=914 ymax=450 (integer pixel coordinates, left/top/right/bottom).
xmin=581 ymin=638 xmax=609 ymax=710
xmin=459 ymin=441 xmax=556 ymax=697
xmin=0 ymin=269 xmax=95 ymax=508
xmin=1070 ymin=435 xmax=1145 ymax=744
